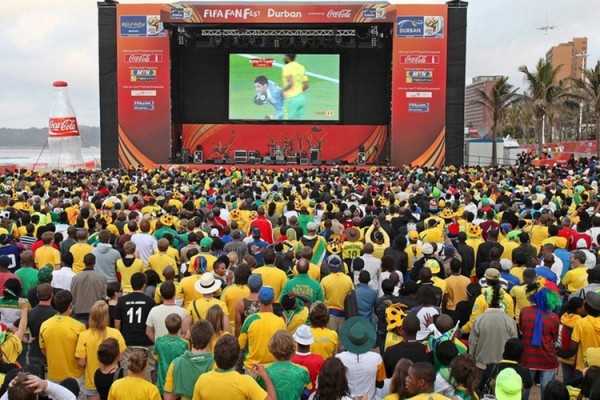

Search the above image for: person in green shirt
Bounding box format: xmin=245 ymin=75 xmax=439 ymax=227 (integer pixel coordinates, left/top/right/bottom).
xmin=15 ymin=251 xmax=39 ymax=295
xmin=280 ymin=259 xmax=324 ymax=305
xmin=257 ymin=329 xmax=311 ymax=400
xmin=163 ymin=320 xmax=214 ymax=400
xmin=153 ymin=313 xmax=188 ymax=395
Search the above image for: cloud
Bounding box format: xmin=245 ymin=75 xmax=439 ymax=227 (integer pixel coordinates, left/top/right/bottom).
xmin=0 ymin=0 xmax=598 ymax=128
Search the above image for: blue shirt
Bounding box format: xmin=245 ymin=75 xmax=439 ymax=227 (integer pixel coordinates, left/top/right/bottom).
xmin=356 ymin=283 xmax=378 ymax=320
xmin=535 ymin=266 xmax=558 ymax=284
xmin=247 ymin=240 xmax=269 ymax=266
xmin=267 ymin=80 xmax=284 ymax=119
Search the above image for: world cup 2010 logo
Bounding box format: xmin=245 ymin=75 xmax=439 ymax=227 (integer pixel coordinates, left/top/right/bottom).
xmin=49 ymin=117 xmax=80 ymax=137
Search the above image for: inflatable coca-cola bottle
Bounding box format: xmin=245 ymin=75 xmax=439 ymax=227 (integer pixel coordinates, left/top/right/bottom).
xmin=47 ymin=81 xmax=85 ymax=170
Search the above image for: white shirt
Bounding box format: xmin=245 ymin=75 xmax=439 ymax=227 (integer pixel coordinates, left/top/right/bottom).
xmin=336 ymin=351 xmax=384 ymax=400
xmin=359 ymin=254 xmax=381 ymax=292
xmin=131 ymin=232 xmax=158 ymax=263
xmin=146 ymin=304 xmax=187 ymax=339
xmin=52 ymin=267 xmax=76 ymax=290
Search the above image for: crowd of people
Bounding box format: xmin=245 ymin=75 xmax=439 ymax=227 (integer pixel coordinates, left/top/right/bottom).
xmin=0 ymin=159 xmax=599 ymax=399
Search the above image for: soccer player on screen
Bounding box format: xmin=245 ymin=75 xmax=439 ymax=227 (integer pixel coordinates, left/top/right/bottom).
xmin=282 ymin=54 xmax=309 ymax=120
xmin=254 ymin=75 xmax=284 ymax=120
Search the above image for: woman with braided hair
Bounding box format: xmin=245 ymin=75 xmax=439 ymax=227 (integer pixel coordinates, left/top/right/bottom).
xmin=469 ymin=268 xmax=518 ymax=369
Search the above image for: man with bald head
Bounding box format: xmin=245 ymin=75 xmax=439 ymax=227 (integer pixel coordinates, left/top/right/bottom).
xmin=297 ymin=246 xmax=321 ymax=281
xmin=16 ymin=250 xmax=39 ymax=295
xmin=427 ymin=314 xmax=468 ymax=369
xmin=223 ymin=229 xmax=249 ymax=262
xmin=358 ymin=243 xmax=381 ymax=291
xmin=281 ymin=259 xmax=324 ymax=304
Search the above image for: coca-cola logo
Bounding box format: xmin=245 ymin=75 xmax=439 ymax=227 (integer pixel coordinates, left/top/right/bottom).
xmin=124 ymin=53 xmax=163 ymax=63
xmin=49 ymin=118 xmax=79 ymax=137
xmin=327 ymin=9 xmax=352 ymax=18
xmin=399 ymin=55 xmax=439 ymax=64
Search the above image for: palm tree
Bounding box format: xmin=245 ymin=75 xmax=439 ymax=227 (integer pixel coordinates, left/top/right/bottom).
xmin=472 ymin=76 xmax=520 ymax=166
xmin=574 ymin=60 xmax=600 ymax=158
xmin=519 ymin=59 xmax=566 ymax=156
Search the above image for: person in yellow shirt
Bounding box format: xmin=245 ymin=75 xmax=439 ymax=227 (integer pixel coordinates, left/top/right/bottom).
xmin=188 ymin=238 xmax=217 ymax=274
xmin=393 ymin=362 xmax=451 ymax=400
xmin=193 ymin=334 xmax=276 ymax=400
xmin=308 ymin=302 xmax=339 ymax=360
xmin=221 ymin=264 xmax=251 ymax=334
xmin=320 ymin=256 xmax=354 ymax=334
xmin=107 ymin=347 xmax=161 ymax=400
xmin=76 ymin=301 xmax=126 ymax=396
xmin=561 ymin=251 xmax=589 ymax=294
xmin=39 ymin=290 xmax=86 ymax=383
xmin=252 ymin=248 xmax=287 ymax=315
xmin=182 ymin=273 xmax=230 ymax=335
xmin=238 ymin=286 xmax=286 ymax=372
xmin=147 ymin=238 xmax=177 ymax=281
xmin=281 ymin=54 xmax=309 ymax=120
xmin=34 ymin=231 xmax=60 ymax=269
xmin=509 ymin=267 xmax=535 ymax=321
xmin=458 ymin=268 xmax=514 ymax=337
xmin=70 ymin=229 xmax=94 ymax=274
xmin=155 ymin=266 xmax=184 ymax=306
xmin=116 ymin=241 xmax=145 ymax=293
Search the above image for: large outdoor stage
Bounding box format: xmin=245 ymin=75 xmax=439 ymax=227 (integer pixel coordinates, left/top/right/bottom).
xmin=98 ymin=1 xmax=467 ymax=169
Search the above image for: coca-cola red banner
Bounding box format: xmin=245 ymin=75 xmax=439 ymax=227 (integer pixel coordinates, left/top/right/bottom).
xmin=49 ymin=117 xmax=79 ymax=137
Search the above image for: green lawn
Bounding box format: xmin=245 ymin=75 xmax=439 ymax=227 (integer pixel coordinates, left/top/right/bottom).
xmin=228 ymin=53 xmax=340 ymax=121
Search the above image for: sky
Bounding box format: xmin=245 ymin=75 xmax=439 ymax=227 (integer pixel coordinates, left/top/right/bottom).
xmin=0 ymin=0 xmax=598 ymax=129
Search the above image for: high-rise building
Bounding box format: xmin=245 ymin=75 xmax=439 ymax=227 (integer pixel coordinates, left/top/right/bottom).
xmin=464 ymin=75 xmax=503 ymax=137
xmin=546 ymin=37 xmax=588 ymax=85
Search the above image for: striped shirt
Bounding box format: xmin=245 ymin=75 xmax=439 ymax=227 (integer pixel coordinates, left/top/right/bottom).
xmin=519 ymin=306 xmax=559 ymax=370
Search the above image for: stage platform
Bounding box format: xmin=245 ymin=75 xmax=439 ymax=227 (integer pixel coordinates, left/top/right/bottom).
xmin=159 ymin=163 xmax=381 ymax=172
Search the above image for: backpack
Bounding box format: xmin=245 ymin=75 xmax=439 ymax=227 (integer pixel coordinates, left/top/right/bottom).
xmin=481 ymin=363 xmax=499 ymax=396
xmin=556 ymin=324 xmax=577 ymax=358
xmin=343 ymin=290 xmax=358 ymax=319
xmin=193 ymin=255 xmax=208 ymax=274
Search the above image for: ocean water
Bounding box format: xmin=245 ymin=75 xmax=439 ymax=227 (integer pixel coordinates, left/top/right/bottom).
xmin=0 ymin=147 xmax=100 ymax=169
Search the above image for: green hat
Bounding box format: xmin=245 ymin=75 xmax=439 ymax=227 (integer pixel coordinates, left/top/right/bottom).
xmin=200 ymin=237 xmax=213 ymax=249
xmin=38 ymin=265 xmax=54 ymax=283
xmin=495 ymin=368 xmax=522 ymax=400
xmin=340 ymin=317 xmax=376 ymax=355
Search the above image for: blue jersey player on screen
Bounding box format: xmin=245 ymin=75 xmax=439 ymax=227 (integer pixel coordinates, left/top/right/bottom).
xmin=253 ymin=75 xmax=283 ymax=120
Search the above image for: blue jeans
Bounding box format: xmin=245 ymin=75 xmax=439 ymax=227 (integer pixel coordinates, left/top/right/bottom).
xmin=531 ymin=369 xmax=556 ymax=395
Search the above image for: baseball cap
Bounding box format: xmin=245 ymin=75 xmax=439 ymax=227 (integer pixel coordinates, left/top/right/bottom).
xmin=258 ymin=286 xmax=274 ymax=303
xmin=495 ymin=368 xmax=522 ymax=400
xmin=210 ymin=228 xmax=219 ymax=237
xmin=484 ymin=268 xmax=500 ymax=280
xmin=408 ymin=231 xmax=419 ymax=241
xmin=38 ymin=265 xmax=54 ymax=283
xmin=307 ymin=222 xmax=318 ymax=232
xmin=499 ymin=259 xmax=512 ymax=272
xmin=0 ymin=255 xmax=10 ymax=268
xmin=200 ymin=237 xmax=213 ymax=249
xmin=252 ymin=228 xmax=261 ymax=238
xmin=328 ymin=255 xmax=343 ymax=272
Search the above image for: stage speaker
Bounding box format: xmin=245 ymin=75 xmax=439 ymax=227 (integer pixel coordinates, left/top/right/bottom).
xmin=326 ymin=160 xmax=336 ymax=166
xmin=213 ymin=158 xmax=224 ymax=165
xmin=193 ymin=150 xmax=203 ymax=164
xmin=309 ymin=147 xmax=320 ymax=163
xmin=357 ymin=152 xmax=366 ymax=165
xmin=225 ymin=158 xmax=235 ymax=164
xmin=263 ymin=156 xmax=272 ymax=164
xmin=275 ymin=155 xmax=285 ymax=162
xmin=300 ymin=158 xmax=309 ymax=165
xmin=181 ymin=148 xmax=190 ymax=163
xmin=234 ymin=150 xmax=248 ymax=164
xmin=275 ymin=159 xmax=286 ymax=165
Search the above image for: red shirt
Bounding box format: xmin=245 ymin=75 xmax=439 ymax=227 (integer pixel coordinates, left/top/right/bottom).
xmin=249 ymin=216 xmax=274 ymax=244
xmin=291 ymin=352 xmax=324 ymax=392
xmin=30 ymin=240 xmax=59 ymax=254
xmin=519 ymin=306 xmax=559 ymax=370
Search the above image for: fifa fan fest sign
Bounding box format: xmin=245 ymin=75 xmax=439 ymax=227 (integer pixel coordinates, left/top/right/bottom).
xmin=115 ymin=2 xmax=449 ymax=167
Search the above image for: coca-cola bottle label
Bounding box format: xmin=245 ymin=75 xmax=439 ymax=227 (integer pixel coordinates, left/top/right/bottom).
xmin=49 ymin=117 xmax=80 ymax=137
